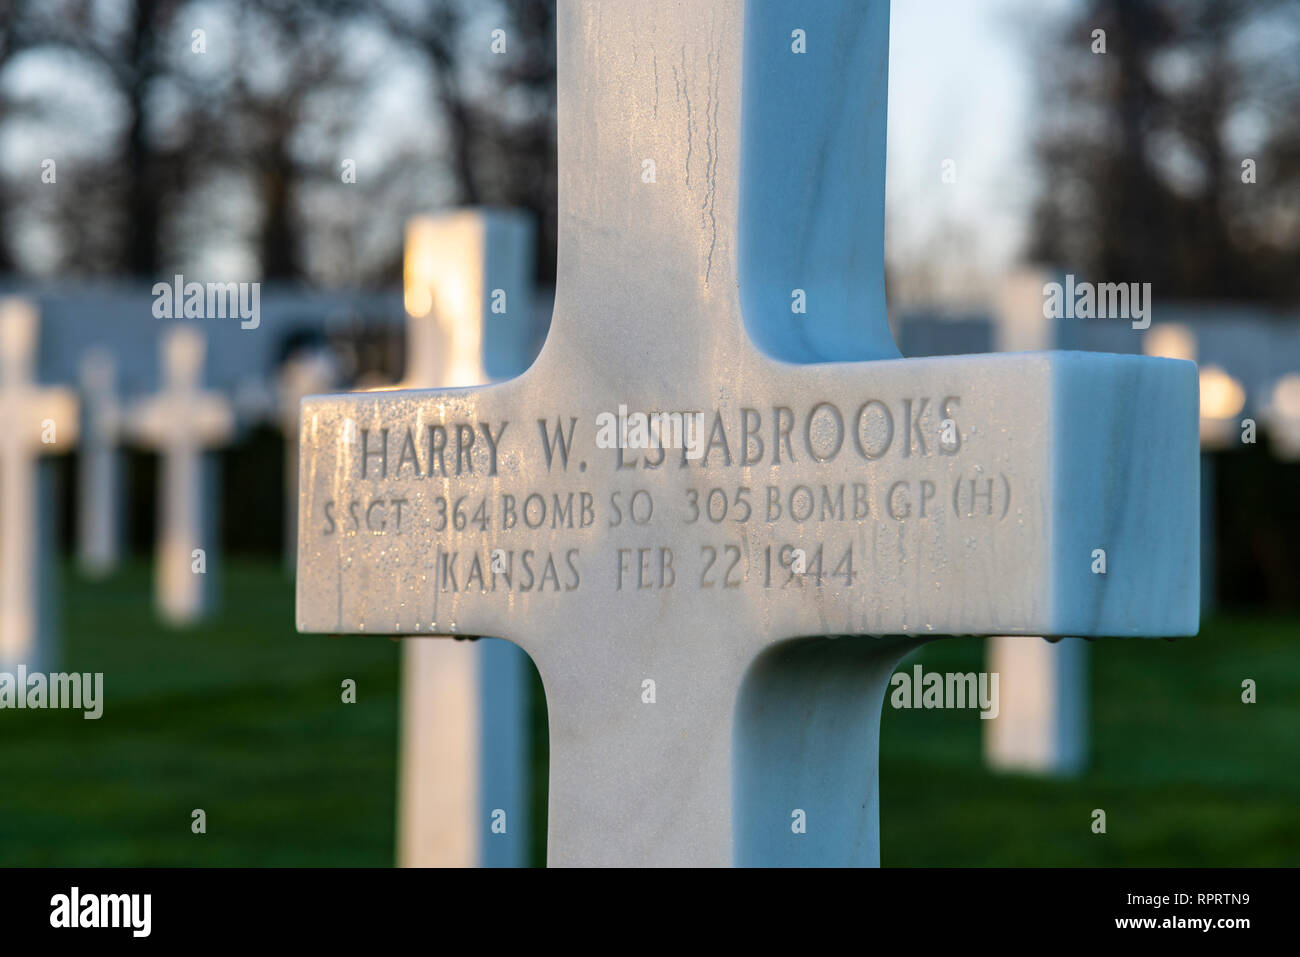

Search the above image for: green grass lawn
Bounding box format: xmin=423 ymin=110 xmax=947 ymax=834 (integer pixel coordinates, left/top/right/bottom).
xmin=881 ymin=625 xmax=1300 ymax=865
xmin=1 ymin=559 xmax=1295 ymax=866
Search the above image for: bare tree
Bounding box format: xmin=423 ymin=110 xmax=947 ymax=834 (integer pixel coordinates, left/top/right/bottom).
xmin=1027 ymin=0 xmax=1300 ymax=302
xmin=370 ymin=0 xmax=557 ymax=285
xmin=0 ymin=0 xmax=22 ymax=272
xmin=16 ymin=0 xmax=210 ymax=276
xmin=216 ymin=0 xmax=363 ymax=280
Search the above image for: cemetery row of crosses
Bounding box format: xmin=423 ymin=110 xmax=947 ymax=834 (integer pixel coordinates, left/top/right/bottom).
xmin=0 ymin=304 xmax=238 ymax=681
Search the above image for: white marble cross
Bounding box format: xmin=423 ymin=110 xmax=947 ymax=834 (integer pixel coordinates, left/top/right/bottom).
xmin=78 ymin=349 xmax=124 ymax=578
xmin=396 ymin=209 xmax=538 ymax=868
xmin=1144 ymin=327 xmax=1234 ymax=612
xmin=1263 ymin=373 xmax=1300 ymax=460
xmin=0 ymin=297 xmax=78 ymax=672
xmin=296 ymin=1 xmax=1200 ymax=866
xmin=984 ymin=268 xmax=1089 ymax=776
xmin=280 ymin=348 xmax=340 ymax=570
xmin=129 ymin=327 xmax=234 ymax=626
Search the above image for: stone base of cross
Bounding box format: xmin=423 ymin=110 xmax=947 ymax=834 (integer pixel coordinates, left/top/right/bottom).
xmin=296 ymin=1 xmax=1199 ymax=866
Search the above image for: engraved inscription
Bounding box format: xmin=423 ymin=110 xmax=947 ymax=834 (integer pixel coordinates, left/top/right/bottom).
xmin=309 ymin=395 xmax=1015 ymax=603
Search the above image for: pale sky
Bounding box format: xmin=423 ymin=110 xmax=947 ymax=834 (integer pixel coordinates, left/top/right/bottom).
xmin=886 ymin=0 xmax=1070 ymax=307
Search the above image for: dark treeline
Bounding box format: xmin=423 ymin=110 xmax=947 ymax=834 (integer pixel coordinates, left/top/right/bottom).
xmin=1028 ymin=0 xmax=1300 ymax=303
xmin=0 ymin=0 xmax=1297 ymax=305
xmin=0 ymin=0 xmax=555 ymax=287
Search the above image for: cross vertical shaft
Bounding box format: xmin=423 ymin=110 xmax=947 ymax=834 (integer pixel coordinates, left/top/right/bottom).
xmin=0 ymin=298 xmax=78 ymax=672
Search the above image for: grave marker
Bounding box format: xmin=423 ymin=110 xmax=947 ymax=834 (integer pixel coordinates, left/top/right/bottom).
xmin=279 ymin=348 xmax=340 ymax=570
xmin=297 ymin=0 xmax=1199 ymax=865
xmin=1264 ymin=374 xmax=1300 ymax=460
xmin=0 ymin=297 xmax=78 ymax=672
xmin=396 ymin=209 xmax=538 ymax=868
xmin=78 ymin=349 xmax=124 ymax=578
xmin=1144 ymin=324 xmax=1242 ymax=612
xmin=129 ymin=327 xmax=234 ymax=626
xmin=984 ymin=268 xmax=1088 ymax=776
